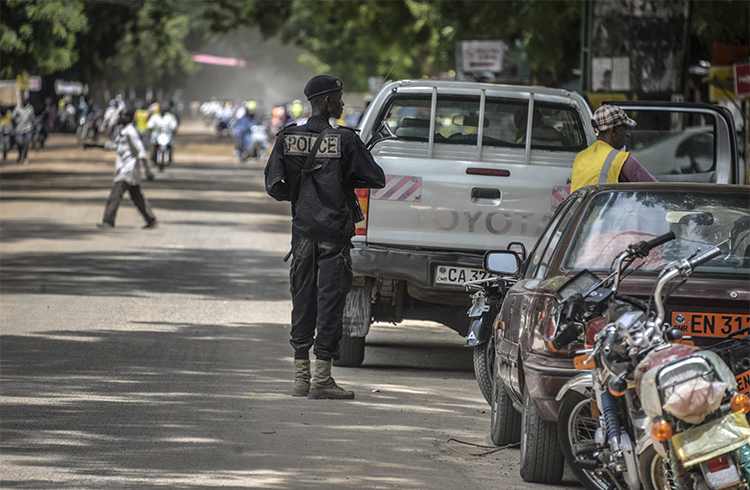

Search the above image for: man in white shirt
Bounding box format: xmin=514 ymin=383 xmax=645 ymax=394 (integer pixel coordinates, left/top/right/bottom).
xmin=97 ymin=107 xmax=157 ymax=229
xmin=12 ymin=94 xmax=35 ymax=164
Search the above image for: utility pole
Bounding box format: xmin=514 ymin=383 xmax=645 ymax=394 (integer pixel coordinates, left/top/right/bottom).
xmin=579 ymin=0 xmax=594 ymax=94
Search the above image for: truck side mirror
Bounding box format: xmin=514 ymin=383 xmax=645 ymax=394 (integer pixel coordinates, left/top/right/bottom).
xmin=365 ymin=120 xmax=397 ymax=151
xmin=483 ymin=251 xmax=521 ymax=276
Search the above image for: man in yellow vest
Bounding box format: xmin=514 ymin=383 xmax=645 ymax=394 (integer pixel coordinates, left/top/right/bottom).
xmin=571 ymin=104 xmax=657 ymax=192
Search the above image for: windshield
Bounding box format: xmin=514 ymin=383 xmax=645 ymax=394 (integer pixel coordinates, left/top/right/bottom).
xmin=563 ymin=190 xmax=750 ymax=277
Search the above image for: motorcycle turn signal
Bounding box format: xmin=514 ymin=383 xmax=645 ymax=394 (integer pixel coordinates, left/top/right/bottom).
xmin=731 ymin=393 xmax=750 ymax=414
xmin=652 ymin=417 xmax=673 ymax=442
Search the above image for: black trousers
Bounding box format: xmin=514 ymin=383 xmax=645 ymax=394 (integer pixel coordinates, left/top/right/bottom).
xmin=102 ymin=180 xmax=156 ymax=226
xmin=289 ymin=232 xmax=353 ymax=361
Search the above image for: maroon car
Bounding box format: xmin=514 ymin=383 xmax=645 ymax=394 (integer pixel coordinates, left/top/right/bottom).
xmin=485 ymin=183 xmax=750 ymax=484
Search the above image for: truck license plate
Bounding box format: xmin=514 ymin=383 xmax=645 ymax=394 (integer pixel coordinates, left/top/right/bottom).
xmin=434 ymin=265 xmax=489 ymax=286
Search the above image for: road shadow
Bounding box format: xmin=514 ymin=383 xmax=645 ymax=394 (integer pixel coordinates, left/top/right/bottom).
xmin=0 ymin=322 xmax=492 ymax=489
xmin=0 ymin=248 xmax=290 ymax=301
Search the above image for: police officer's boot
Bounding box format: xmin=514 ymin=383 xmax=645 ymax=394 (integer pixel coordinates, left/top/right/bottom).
xmin=292 ymin=359 xmax=311 ymax=397
xmin=308 ymin=360 xmax=355 ymax=400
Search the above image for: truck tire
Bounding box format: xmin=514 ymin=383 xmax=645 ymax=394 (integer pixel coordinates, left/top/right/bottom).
xmin=335 ymin=336 xmax=365 ymax=367
xmin=334 ymin=282 xmax=372 ymax=367
xmin=473 ymin=336 xmax=495 ymax=404
xmin=490 ymin=373 xmax=521 ymax=446
xmin=520 ymin=385 xmax=565 ymax=484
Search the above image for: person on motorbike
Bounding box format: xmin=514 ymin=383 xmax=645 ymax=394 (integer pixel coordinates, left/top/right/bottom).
xmin=146 ymin=102 xmax=178 ymax=166
xmin=12 ymin=93 xmax=35 ymax=164
xmin=134 ymin=103 xmax=150 ymax=148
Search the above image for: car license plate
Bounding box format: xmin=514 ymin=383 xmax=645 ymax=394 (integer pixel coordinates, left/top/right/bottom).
xmin=434 ymin=265 xmax=489 ymax=286
xmin=671 ymin=311 xmax=750 ymax=338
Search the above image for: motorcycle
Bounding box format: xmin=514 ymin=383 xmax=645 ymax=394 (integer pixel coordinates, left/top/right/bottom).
xmin=464 ymin=244 xmax=525 ymax=405
xmin=153 ymin=126 xmax=174 ymax=171
xmin=551 ymin=234 xmax=750 ymax=490
xmin=1 ymin=122 xmax=14 ymax=160
xmin=31 ymin=115 xmax=47 ymax=150
xmin=238 ymin=125 xmax=270 ymax=162
xmin=76 ymin=113 xmax=98 ymax=146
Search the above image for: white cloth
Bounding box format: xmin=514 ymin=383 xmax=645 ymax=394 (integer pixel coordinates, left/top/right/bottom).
xmin=12 ymin=103 xmax=35 ymax=134
xmin=113 ymin=123 xmax=148 ymax=185
xmin=147 ymin=112 xmax=178 ymax=133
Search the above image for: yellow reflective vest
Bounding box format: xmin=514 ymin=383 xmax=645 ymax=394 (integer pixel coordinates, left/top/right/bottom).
xmin=571 ymin=140 xmax=629 ymax=192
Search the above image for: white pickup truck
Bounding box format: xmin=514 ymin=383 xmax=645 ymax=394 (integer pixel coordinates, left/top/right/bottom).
xmin=339 ymin=81 xmax=745 ymax=368
xmin=338 ymin=80 xmax=596 ymax=366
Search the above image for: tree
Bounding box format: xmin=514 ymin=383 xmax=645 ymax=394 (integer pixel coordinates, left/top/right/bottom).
xmin=0 ymin=0 xmax=88 ymax=79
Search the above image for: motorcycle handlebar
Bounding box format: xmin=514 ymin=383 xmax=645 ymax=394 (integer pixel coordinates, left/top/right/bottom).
xmin=629 ymin=231 xmax=675 ymax=259
xmin=688 ymin=246 xmax=721 ymax=270
xmin=549 ymin=324 xmax=580 ymax=352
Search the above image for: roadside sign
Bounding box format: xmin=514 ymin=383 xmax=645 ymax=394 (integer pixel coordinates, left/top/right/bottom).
xmin=28 ymin=76 xmax=41 ymax=92
xmin=16 ymin=74 xmax=29 ymax=91
xmin=460 ymin=41 xmax=506 ymax=73
xmin=735 ymin=62 xmax=750 ymax=98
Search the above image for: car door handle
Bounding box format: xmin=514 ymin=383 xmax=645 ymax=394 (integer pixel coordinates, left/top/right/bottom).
xmin=472 ymin=188 xmax=500 ymax=200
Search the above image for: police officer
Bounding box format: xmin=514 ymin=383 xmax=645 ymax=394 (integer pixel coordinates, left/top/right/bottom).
xmin=265 ymin=75 xmax=385 ymax=400
xmin=571 ymin=104 xmax=657 ymax=192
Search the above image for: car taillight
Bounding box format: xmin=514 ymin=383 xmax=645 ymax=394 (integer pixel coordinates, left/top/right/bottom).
xmin=585 ymin=316 xmax=606 ymax=347
xmin=355 ymin=188 xmax=369 ymax=236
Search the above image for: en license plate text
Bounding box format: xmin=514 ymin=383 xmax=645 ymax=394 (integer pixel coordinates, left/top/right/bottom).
xmin=434 ymin=265 xmax=488 ymax=286
xmin=671 ymin=311 xmax=750 ymax=338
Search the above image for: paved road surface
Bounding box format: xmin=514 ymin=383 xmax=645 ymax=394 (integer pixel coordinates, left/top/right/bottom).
xmin=0 ymin=122 xmax=580 ymax=489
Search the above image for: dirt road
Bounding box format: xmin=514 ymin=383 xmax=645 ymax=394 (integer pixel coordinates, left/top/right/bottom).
xmin=0 ymin=121 xmax=579 ymax=489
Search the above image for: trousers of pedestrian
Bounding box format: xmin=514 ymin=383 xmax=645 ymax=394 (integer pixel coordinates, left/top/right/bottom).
xmin=102 ymin=180 xmax=156 ymax=226
xmin=15 ymin=131 xmax=31 ymax=162
xmin=289 ymin=232 xmax=353 ymax=361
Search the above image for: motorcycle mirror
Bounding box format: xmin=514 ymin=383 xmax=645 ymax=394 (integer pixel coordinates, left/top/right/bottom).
xmin=483 ymin=250 xmax=520 ymax=276
xmin=665 ymin=327 xmax=684 ymax=341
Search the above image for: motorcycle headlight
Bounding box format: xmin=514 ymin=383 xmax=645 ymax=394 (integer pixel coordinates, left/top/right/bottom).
xmin=156 ymin=133 xmax=170 ymax=146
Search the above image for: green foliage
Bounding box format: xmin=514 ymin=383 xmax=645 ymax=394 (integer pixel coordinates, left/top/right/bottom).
xmin=690 ymin=0 xmax=749 ymax=60
xmin=0 ymin=0 xmax=88 ymax=78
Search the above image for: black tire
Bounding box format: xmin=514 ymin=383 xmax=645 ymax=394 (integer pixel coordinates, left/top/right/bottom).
xmin=335 ymin=336 xmax=365 ymax=367
xmin=639 ymin=444 xmax=674 ymax=490
xmin=558 ymin=390 xmax=613 ymax=490
xmin=520 ymin=385 xmax=565 ymax=484
xmin=473 ymin=337 xmax=495 ymax=405
xmin=490 ymin=373 xmax=521 ymax=446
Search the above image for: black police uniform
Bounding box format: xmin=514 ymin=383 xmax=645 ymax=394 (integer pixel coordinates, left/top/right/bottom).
xmin=265 ymin=109 xmax=385 ymax=361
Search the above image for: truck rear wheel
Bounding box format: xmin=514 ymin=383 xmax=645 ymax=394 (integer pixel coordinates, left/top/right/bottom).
xmin=335 ymin=336 xmax=365 ymax=367
xmin=334 ymin=282 xmax=372 ymax=367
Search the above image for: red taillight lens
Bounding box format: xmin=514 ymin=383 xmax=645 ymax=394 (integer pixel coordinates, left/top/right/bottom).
xmin=585 ymin=316 xmax=606 ymax=347
xmin=354 ymin=188 xmax=369 ymax=236
xmin=707 ymin=456 xmax=730 ymax=473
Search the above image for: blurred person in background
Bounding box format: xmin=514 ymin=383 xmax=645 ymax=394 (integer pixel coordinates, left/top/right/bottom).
xmin=96 ymin=106 xmax=157 ymax=229
xmin=43 ymin=97 xmax=55 ymax=135
xmin=12 ymin=93 xmax=35 ymax=164
xmin=146 ymin=102 xmax=178 ymax=165
xmin=134 ymin=102 xmax=150 ymax=148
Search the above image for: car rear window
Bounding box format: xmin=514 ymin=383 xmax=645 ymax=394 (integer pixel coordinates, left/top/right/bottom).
xmin=377 ymin=94 xmax=586 ymax=151
xmin=563 ymin=190 xmax=750 ymax=277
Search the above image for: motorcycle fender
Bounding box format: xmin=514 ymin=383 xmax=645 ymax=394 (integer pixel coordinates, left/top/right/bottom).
xmin=555 ymin=372 xmax=593 ymax=401
xmin=465 ymin=318 xmax=488 ymax=347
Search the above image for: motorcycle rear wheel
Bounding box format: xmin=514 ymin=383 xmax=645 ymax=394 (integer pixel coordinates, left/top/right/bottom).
xmin=473 ymin=337 xmax=495 ymax=405
xmin=639 ymin=444 xmax=675 ymax=490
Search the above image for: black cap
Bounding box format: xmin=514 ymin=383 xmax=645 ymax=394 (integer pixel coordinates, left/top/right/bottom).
xmin=304 ymin=75 xmax=343 ymax=100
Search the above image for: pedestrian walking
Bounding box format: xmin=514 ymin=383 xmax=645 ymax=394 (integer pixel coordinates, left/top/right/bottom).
xmin=97 ymin=106 xmax=158 ymax=229
xmin=571 ymin=104 xmax=658 ymax=192
xmin=264 ymin=75 xmax=385 ymax=400
xmin=12 ymin=93 xmax=34 ymax=164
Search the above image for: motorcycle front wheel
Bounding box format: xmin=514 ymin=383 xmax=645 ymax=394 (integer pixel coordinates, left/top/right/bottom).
xmin=558 ymin=391 xmax=617 ymax=490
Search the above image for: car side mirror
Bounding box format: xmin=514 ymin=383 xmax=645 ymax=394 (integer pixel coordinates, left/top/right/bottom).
xmin=506 ymin=241 xmax=527 ymax=261
xmin=365 ymin=120 xmax=397 ymax=151
xmin=483 ymin=250 xmax=521 ymax=276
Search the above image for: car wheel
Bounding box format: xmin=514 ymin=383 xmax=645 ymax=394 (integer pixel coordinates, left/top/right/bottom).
xmin=490 ymin=373 xmax=521 ymax=446
xmin=520 ymin=385 xmax=565 ymax=484
xmin=473 ymin=336 xmax=495 ymax=405
xmin=639 ymin=444 xmax=675 ymax=490
xmin=335 ymin=336 xmax=365 ymax=368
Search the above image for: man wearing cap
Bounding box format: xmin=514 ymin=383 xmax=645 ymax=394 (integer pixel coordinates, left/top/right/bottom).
xmin=264 ymin=75 xmax=385 ymax=400
xmin=571 ymin=104 xmax=657 ymax=192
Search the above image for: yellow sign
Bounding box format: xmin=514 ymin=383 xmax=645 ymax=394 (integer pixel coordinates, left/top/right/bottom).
xmin=707 ymin=66 xmax=735 ymax=102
